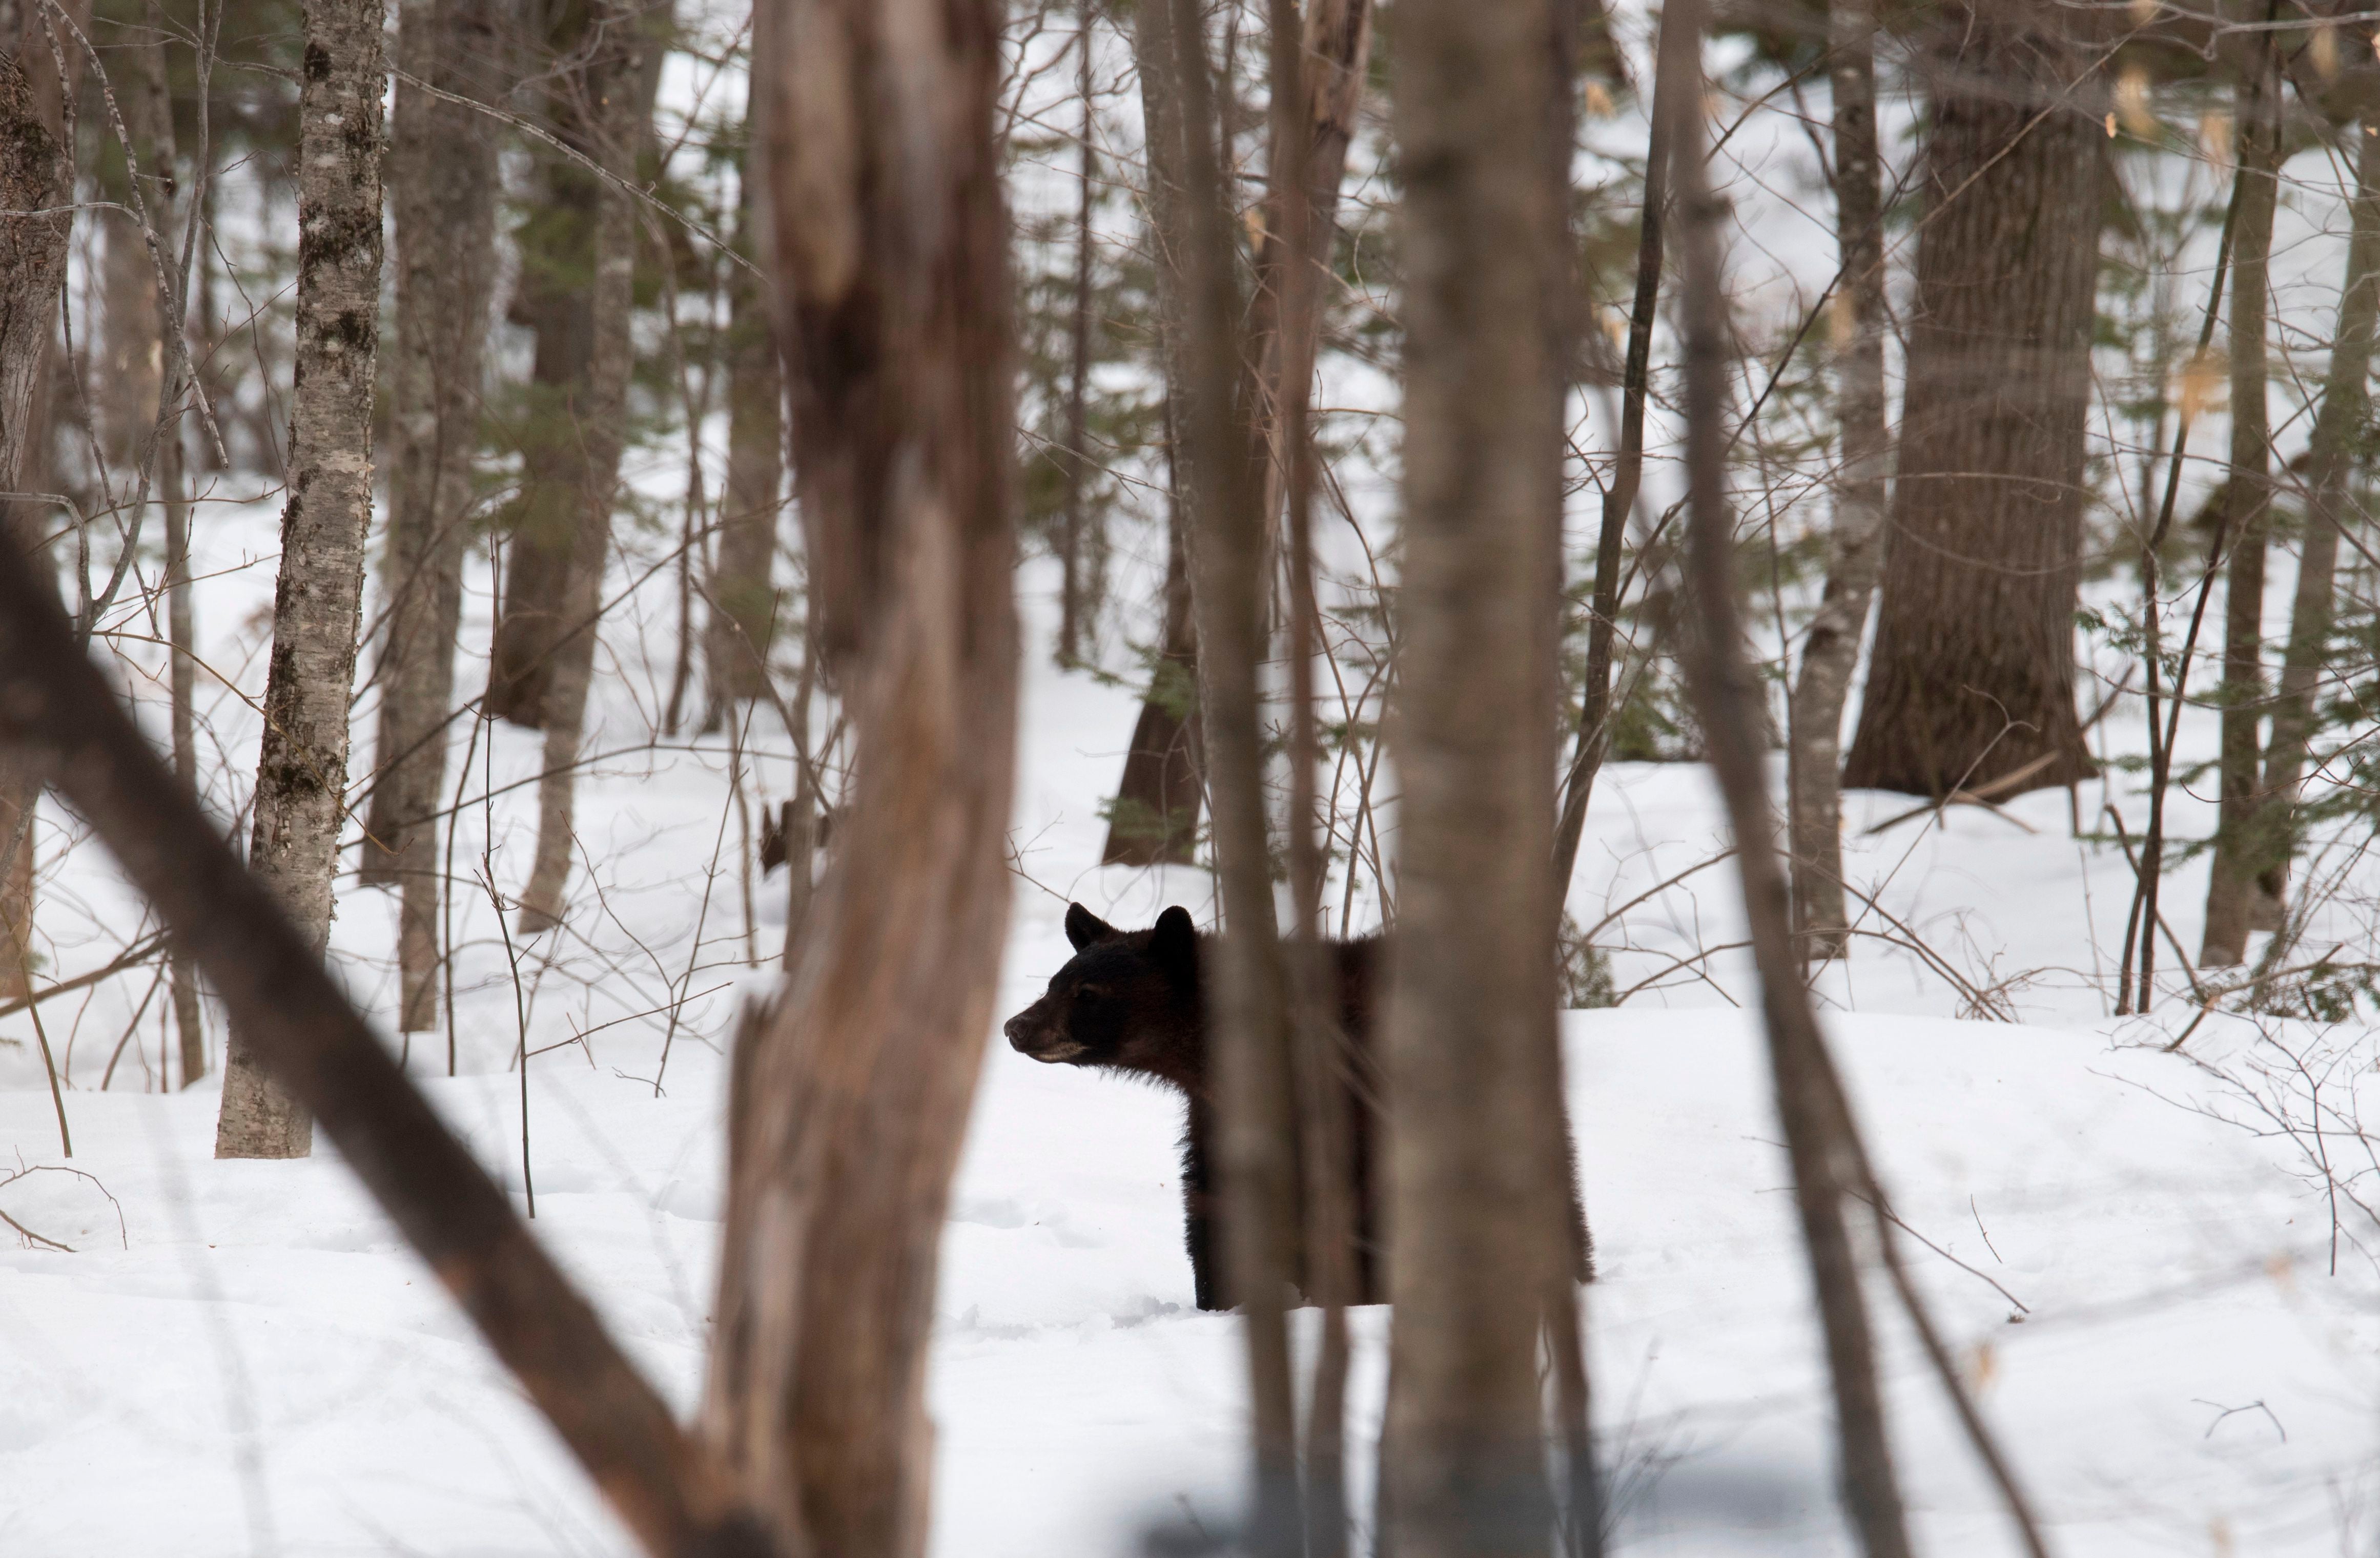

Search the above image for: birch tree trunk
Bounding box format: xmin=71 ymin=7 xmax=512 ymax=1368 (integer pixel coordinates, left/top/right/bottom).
xmin=2253 ymin=123 xmax=2380 ymax=920
xmin=359 ymin=0 xmax=508 ymax=1038
xmin=216 ymin=0 xmax=386 ymax=1158
xmin=2201 ymin=55 xmax=2286 ymax=970
xmin=701 ymin=158 xmax=784 ymax=730
xmin=514 ymin=0 xmax=655 ymax=934
xmin=1787 ymin=0 xmax=1889 ymax=960
xmin=700 ymin=3 xmax=1018 ymax=1553
xmin=1381 ymin=0 xmax=1573 ymax=1549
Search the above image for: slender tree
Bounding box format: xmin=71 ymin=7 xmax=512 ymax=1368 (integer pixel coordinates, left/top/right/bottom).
xmin=2201 ymin=50 xmax=2286 ymax=970
xmin=1787 ymin=0 xmax=1890 ymax=959
xmin=1842 ymin=0 xmax=2103 ymax=798
xmin=701 ymin=142 xmax=784 ymax=731
xmin=1380 ymin=0 xmax=1576 ymax=1552
xmin=215 ymin=0 xmax=385 ymax=1158
xmin=360 ymin=0 xmax=511 ymax=1035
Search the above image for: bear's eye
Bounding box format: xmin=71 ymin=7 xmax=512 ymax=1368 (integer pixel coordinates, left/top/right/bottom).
xmin=1074 ymin=984 xmax=1110 ymax=1004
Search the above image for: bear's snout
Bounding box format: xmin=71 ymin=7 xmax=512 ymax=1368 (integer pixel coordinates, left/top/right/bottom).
xmin=1003 ymin=1001 xmax=1083 ymax=1062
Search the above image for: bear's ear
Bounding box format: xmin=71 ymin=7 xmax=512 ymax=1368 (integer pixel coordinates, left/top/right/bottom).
xmin=1065 ymin=902 xmax=1120 ymax=951
xmin=1151 ymin=905 xmax=1199 ymax=985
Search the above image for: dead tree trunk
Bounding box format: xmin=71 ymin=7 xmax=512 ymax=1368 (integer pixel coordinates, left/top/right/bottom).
xmin=1379 ymin=0 xmax=1575 ymax=1548
xmin=1841 ymin=0 xmax=2102 ymax=799
xmin=215 ymin=0 xmax=386 ymax=1159
xmin=1656 ymin=2 xmax=1913 ymax=1549
xmin=2254 ymin=122 xmax=2380 ymax=923
xmin=361 ymin=0 xmax=510 ymax=1037
xmin=1786 ymin=0 xmax=1890 ymax=960
xmin=701 ymin=153 xmax=784 ymax=731
xmin=2200 ymin=56 xmax=2286 ymax=970
xmin=699 ymin=4 xmax=1020 ymax=1554
xmin=514 ymin=1 xmax=659 ymax=934
xmin=1101 ymin=3 xmax=1210 ymax=867
xmin=1149 ymin=2 xmax=1301 ymax=1548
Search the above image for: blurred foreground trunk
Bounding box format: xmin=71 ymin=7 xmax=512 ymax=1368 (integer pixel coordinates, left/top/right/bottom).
xmin=1842 ymin=0 xmax=2102 ymax=799
xmin=217 ymin=0 xmax=386 ymax=1158
xmin=362 ymin=0 xmax=511 ymax=1034
xmin=700 ymin=4 xmax=1020 ymax=1555
xmin=1379 ymin=0 xmax=1579 ymax=1552
xmin=514 ymin=0 xmax=662 ymax=934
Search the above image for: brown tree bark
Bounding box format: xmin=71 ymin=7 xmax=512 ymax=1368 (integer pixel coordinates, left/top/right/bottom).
xmin=1148 ymin=2 xmax=1301 ymax=1549
xmin=1101 ymin=3 xmax=1210 ymax=867
xmin=701 ymin=152 xmax=784 ymax=729
xmin=1059 ymin=17 xmax=1096 ymax=666
xmin=215 ymin=0 xmax=385 ymax=1159
xmin=360 ymin=0 xmax=510 ymax=1038
xmin=1841 ymin=0 xmax=2102 ymax=799
xmin=2252 ymin=123 xmax=2380 ymax=926
xmin=1379 ymin=0 xmax=1574 ymax=1549
xmin=1657 ymin=3 xmax=1913 ymax=1549
xmin=1787 ymin=0 xmax=1890 ymax=959
xmin=700 ymin=3 xmax=1019 ymax=1554
xmin=2200 ymin=56 xmax=2286 ymax=970
xmin=514 ymin=0 xmax=661 ymax=934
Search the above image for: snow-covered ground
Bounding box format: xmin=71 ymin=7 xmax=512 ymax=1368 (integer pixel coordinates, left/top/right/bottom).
xmin=3 ymin=529 xmax=2377 ymax=1555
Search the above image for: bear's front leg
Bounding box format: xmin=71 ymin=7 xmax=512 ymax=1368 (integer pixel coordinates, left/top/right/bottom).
xmin=1183 ymin=1097 xmax=1226 ymax=1311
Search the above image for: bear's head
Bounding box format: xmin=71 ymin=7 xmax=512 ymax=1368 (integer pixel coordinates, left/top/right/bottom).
xmin=1002 ymin=903 xmax=1206 ymax=1089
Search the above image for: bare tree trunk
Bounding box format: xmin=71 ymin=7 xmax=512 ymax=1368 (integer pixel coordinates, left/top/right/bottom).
xmin=1150 ymin=2 xmax=1301 ymax=1550
xmin=2200 ymin=55 xmax=2286 ymax=970
xmin=361 ymin=0 xmax=510 ymax=1039
xmin=514 ymin=1 xmax=659 ymax=934
xmin=702 ymin=151 xmax=784 ymax=730
xmin=699 ymin=5 xmax=1018 ymax=1555
xmin=215 ymin=0 xmax=386 ymax=1159
xmin=1102 ymin=4 xmax=1210 ymax=866
xmin=1380 ymin=0 xmax=1572 ymax=1550
xmin=2253 ymin=123 xmax=2380 ymax=920
xmin=0 ymin=45 xmax=70 ymax=1011
xmin=1786 ymin=0 xmax=1890 ymax=960
xmin=1841 ymin=0 xmax=2102 ymax=799
xmin=1059 ymin=17 xmax=1095 ymax=666
xmin=1658 ymin=4 xmax=1913 ymax=1550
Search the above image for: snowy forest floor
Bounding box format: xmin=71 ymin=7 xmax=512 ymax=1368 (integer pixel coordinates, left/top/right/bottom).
xmin=1 ymin=501 xmax=2377 ymax=1555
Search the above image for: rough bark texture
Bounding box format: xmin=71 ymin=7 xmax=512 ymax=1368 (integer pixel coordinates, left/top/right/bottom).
xmin=1381 ymin=0 xmax=1570 ymax=1549
xmin=1841 ymin=0 xmax=2102 ymax=798
xmin=2254 ymin=125 xmax=2380 ymax=918
xmin=0 ymin=527 xmax=776 ymax=1558
xmin=214 ymin=0 xmax=385 ymax=1159
xmin=1658 ymin=3 xmax=1914 ymax=1549
xmin=2200 ymin=60 xmax=2286 ymax=970
xmin=1787 ymin=0 xmax=1889 ymax=959
xmin=699 ymin=4 xmax=1020 ymax=1555
xmin=1102 ymin=4 xmax=1208 ymax=866
xmin=360 ymin=0 xmax=510 ymax=1037
xmin=1152 ymin=1 xmax=1301 ymax=1548
xmin=702 ymin=160 xmax=784 ymax=726
xmin=0 ymin=48 xmax=69 ymax=1007
xmin=514 ymin=0 xmax=658 ymax=934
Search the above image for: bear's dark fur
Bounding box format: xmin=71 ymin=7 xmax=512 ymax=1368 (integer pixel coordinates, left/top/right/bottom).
xmin=1002 ymin=902 xmax=1593 ymax=1311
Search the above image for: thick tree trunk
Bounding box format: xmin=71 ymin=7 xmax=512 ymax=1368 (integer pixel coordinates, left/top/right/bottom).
xmin=1380 ymin=0 xmax=1572 ymax=1550
xmin=2252 ymin=124 xmax=2380 ymax=923
xmin=2200 ymin=60 xmax=2286 ymax=970
xmin=1099 ymin=437 xmax=1204 ymax=865
xmin=1657 ymin=5 xmax=1914 ymax=1550
xmin=360 ymin=0 xmax=509 ymax=1037
xmin=216 ymin=0 xmax=385 ymax=1159
xmin=1102 ymin=4 xmax=1210 ymax=865
xmin=1841 ymin=0 xmax=2102 ymax=799
xmin=1150 ymin=2 xmax=1301 ymax=1548
xmin=514 ymin=0 xmax=655 ymax=935
xmin=701 ymin=161 xmax=784 ymax=730
xmin=699 ymin=3 xmax=1018 ymax=1554
xmin=1787 ymin=0 xmax=1890 ymax=959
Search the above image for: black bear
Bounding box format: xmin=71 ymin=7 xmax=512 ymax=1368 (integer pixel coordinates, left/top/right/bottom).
xmin=1002 ymin=902 xmax=1592 ymax=1310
